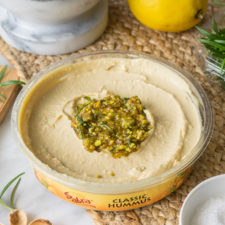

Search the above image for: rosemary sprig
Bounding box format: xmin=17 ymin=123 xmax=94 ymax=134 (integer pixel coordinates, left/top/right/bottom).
xmin=0 ymin=66 xmax=26 ymax=102
xmin=213 ymin=0 xmax=225 ymax=6
xmin=10 ymin=178 xmax=21 ymax=209
xmin=0 ymin=172 xmax=25 ymax=199
xmin=197 ymin=19 xmax=225 ymax=89
xmin=75 ymin=103 xmax=90 ymax=116
xmin=0 ymin=80 xmax=26 ymax=87
xmin=0 ymin=173 xmax=51 ymax=225
xmin=0 ymin=172 xmax=25 ymax=211
xmin=0 ymin=198 xmax=13 ymax=211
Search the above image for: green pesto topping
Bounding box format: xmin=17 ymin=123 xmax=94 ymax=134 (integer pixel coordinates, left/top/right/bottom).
xmin=72 ymin=94 xmax=152 ymax=158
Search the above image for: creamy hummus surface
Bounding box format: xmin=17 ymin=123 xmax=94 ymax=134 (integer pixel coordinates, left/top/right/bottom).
xmin=20 ymin=58 xmax=202 ymax=183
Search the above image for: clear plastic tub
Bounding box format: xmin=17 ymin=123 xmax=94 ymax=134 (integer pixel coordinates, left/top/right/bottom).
xmin=12 ymin=51 xmax=213 ymax=211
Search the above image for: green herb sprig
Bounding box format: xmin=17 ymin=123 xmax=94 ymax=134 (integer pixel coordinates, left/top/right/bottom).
xmin=213 ymin=0 xmax=225 ymax=6
xmin=197 ymin=19 xmax=225 ymax=89
xmin=0 ymin=172 xmax=52 ymax=225
xmin=0 ymin=66 xmax=26 ymax=102
xmin=0 ymin=172 xmax=25 ymax=211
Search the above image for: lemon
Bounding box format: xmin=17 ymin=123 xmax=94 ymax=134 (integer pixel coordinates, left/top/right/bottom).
xmin=128 ymin=0 xmax=208 ymax=32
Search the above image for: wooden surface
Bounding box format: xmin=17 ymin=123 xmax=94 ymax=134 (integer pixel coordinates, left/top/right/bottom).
xmin=0 ymin=66 xmax=20 ymax=125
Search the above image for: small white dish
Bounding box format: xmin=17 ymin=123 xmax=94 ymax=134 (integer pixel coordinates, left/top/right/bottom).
xmin=180 ymin=174 xmax=225 ymax=225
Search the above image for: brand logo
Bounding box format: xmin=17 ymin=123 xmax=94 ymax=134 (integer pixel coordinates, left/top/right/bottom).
xmin=64 ymin=192 xmax=92 ymax=205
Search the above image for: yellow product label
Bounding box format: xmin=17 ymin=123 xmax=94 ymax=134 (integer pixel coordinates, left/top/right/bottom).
xmin=34 ymin=167 xmax=191 ymax=211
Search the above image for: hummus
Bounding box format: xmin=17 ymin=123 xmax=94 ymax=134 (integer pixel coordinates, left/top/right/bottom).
xmin=19 ymin=57 xmax=202 ymax=183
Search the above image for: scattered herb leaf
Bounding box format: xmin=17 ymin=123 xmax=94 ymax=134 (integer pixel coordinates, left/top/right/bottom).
xmin=76 ymin=115 xmax=84 ymax=125
xmin=10 ymin=178 xmax=21 ymax=209
xmin=0 ymin=198 xmax=13 ymax=211
xmin=0 ymin=66 xmax=26 ymax=102
xmin=78 ymin=124 xmax=84 ymax=139
xmin=0 ymin=172 xmax=25 ymax=199
xmin=84 ymin=96 xmax=91 ymax=101
xmin=0 ymin=80 xmax=26 ymax=87
xmin=75 ymin=103 xmax=90 ymax=116
xmin=0 ymin=65 xmax=7 ymax=82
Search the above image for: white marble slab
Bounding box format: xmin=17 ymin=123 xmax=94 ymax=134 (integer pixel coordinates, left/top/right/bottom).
xmin=0 ymin=56 xmax=94 ymax=225
xmin=0 ymin=0 xmax=108 ymax=55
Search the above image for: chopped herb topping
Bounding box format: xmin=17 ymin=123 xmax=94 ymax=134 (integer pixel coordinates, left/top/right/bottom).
xmin=72 ymin=94 xmax=152 ymax=158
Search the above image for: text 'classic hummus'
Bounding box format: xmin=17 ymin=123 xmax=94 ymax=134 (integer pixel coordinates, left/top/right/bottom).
xmin=19 ymin=57 xmax=202 ymax=183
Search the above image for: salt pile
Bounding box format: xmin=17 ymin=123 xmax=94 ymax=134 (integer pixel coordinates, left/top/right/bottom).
xmin=191 ymin=197 xmax=225 ymax=225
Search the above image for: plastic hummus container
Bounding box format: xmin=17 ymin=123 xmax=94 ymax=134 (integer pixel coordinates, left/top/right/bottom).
xmin=12 ymin=51 xmax=213 ymax=211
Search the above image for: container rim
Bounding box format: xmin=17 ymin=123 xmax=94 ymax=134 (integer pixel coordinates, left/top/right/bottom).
xmin=12 ymin=50 xmax=214 ymax=194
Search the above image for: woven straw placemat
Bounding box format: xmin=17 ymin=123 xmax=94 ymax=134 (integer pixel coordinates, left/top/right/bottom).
xmin=0 ymin=1 xmax=224 ymax=224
